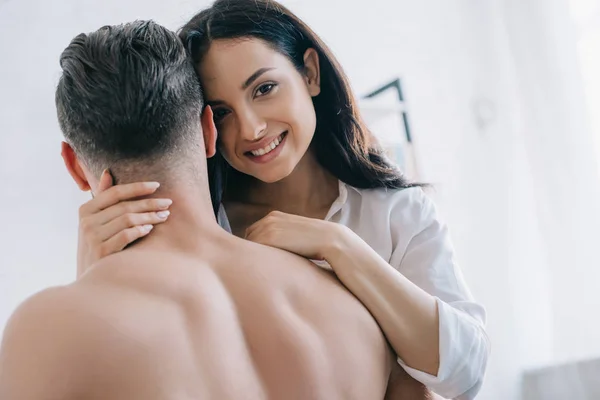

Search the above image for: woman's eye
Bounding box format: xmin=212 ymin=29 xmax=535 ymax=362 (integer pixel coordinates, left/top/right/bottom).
xmin=255 ymin=83 xmax=276 ymax=97
xmin=213 ymin=108 xmax=230 ymax=122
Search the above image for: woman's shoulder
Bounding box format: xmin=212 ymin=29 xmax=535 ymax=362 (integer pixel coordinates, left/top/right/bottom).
xmin=346 ymin=185 xmax=433 ymax=219
xmin=340 ymin=184 xmax=441 ymax=258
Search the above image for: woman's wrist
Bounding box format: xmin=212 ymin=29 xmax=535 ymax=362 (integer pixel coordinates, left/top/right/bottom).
xmin=323 ymin=224 xmax=365 ymax=272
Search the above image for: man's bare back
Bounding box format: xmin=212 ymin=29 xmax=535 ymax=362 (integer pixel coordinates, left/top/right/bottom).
xmin=0 ymin=233 xmax=431 ymax=400
xmin=75 ymin=236 xmax=393 ymax=399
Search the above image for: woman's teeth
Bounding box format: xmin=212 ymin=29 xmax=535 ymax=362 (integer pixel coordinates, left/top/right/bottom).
xmin=250 ymin=133 xmax=284 ymax=157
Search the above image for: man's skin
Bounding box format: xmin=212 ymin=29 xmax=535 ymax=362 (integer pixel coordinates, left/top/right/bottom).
xmin=0 ymin=22 xmax=433 ymax=400
xmin=0 ymin=216 xmax=432 ymax=399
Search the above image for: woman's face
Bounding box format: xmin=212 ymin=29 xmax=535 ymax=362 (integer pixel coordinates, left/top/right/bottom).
xmin=199 ymin=38 xmax=321 ymax=183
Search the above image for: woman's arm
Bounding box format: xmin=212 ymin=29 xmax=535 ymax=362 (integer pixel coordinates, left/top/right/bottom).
xmin=324 ymin=191 xmax=489 ymax=400
xmin=326 ymin=224 xmax=441 ymax=375
xmin=245 ymin=190 xmax=489 ymax=400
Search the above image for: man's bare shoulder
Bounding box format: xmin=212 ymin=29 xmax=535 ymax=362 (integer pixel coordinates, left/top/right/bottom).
xmin=1 ymin=285 xmax=89 ymax=353
xmin=0 ymin=271 xmax=191 ymax=399
xmin=82 ymin=249 xmax=223 ymax=305
xmin=0 ymin=285 xmax=104 ymax=398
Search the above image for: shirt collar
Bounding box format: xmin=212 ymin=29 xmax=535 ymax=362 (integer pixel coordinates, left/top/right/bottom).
xmin=324 ymin=180 xmax=358 ymax=221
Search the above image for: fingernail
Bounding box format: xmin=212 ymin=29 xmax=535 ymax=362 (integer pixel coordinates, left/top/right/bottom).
xmin=141 ymin=224 xmax=153 ymax=233
xmin=157 ymin=210 xmax=170 ymax=219
xmin=145 ymin=182 xmax=160 ymax=189
xmin=156 ymin=199 xmax=173 ymax=208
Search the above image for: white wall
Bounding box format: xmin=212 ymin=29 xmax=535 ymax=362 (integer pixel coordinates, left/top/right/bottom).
xmin=1 ymin=1 xmax=599 ymax=399
xmin=504 ymin=0 xmax=600 ymax=366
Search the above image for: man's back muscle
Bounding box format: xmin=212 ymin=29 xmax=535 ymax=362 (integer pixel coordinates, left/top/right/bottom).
xmin=75 ymin=238 xmax=393 ymax=399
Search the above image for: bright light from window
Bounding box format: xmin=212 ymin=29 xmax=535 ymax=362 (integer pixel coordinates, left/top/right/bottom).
xmin=570 ymin=0 xmax=600 ymax=174
xmin=569 ymin=0 xmax=599 ymax=24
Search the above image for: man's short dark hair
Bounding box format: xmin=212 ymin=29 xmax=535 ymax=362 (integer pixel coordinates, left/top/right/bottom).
xmin=56 ymin=20 xmax=203 ymax=177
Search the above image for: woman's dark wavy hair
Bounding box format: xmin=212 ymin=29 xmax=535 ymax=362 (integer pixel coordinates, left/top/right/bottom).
xmin=179 ymin=0 xmax=420 ymax=214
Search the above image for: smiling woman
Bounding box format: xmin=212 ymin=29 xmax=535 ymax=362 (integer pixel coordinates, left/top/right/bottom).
xmin=199 ymin=38 xmax=321 ymax=184
xmin=70 ymin=1 xmax=490 ymax=399
xmin=179 ymin=1 xmax=420 ymax=215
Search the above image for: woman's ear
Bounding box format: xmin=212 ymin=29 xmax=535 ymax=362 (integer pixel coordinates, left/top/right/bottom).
xmin=303 ymin=48 xmax=321 ymax=97
xmin=201 ymin=105 xmax=218 ymax=158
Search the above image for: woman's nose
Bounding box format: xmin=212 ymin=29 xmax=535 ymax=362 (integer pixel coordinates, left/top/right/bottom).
xmin=238 ymin=107 xmax=267 ymax=141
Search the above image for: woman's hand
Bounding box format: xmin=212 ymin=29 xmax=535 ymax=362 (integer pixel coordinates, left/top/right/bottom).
xmin=76 ymin=170 xmax=172 ymax=277
xmin=244 ymin=211 xmax=352 ymax=262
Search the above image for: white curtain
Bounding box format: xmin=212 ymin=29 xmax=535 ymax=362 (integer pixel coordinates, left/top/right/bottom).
xmin=502 ymin=0 xmax=600 ymax=368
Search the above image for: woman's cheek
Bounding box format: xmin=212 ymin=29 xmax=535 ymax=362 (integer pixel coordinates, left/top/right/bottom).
xmin=218 ymin=140 xmax=241 ymax=169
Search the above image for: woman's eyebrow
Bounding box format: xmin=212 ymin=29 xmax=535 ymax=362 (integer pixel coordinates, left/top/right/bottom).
xmin=241 ymin=67 xmax=276 ymax=90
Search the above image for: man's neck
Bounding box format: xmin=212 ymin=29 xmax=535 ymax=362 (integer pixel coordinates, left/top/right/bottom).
xmin=131 ymin=182 xmax=228 ymax=254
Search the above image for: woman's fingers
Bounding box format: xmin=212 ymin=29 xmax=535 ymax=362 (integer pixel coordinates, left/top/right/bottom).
xmin=95 ymin=225 xmax=155 ymax=259
xmin=97 ymin=210 xmax=171 ymax=242
xmin=79 ymin=181 xmax=161 ymax=217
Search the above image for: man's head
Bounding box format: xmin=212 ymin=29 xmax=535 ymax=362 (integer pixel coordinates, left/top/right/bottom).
xmin=56 ymin=20 xmax=217 ymax=193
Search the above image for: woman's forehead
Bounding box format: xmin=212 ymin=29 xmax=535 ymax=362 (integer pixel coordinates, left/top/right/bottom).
xmin=199 ymin=39 xmax=290 ymax=90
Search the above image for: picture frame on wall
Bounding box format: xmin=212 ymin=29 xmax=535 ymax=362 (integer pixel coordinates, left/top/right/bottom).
xmin=359 ymin=78 xmax=420 ymax=180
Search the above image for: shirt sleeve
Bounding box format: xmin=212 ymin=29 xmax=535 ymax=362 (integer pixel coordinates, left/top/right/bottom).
xmin=388 ymin=188 xmax=490 ymax=399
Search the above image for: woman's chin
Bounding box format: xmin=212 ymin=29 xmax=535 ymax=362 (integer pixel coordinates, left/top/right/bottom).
xmin=250 ymin=166 xmax=295 ymax=184
xmin=254 ymin=172 xmax=291 ymax=184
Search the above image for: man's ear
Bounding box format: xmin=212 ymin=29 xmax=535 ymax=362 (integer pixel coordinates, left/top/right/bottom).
xmin=303 ymin=48 xmax=321 ymax=97
xmin=201 ymin=105 xmax=218 ymax=158
xmin=61 ymin=142 xmax=91 ymax=191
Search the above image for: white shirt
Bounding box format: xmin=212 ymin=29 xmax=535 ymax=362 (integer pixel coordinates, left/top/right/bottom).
xmin=218 ymin=181 xmax=489 ymax=400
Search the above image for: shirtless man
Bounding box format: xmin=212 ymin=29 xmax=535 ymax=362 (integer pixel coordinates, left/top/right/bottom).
xmin=0 ymin=20 xmax=432 ymax=400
